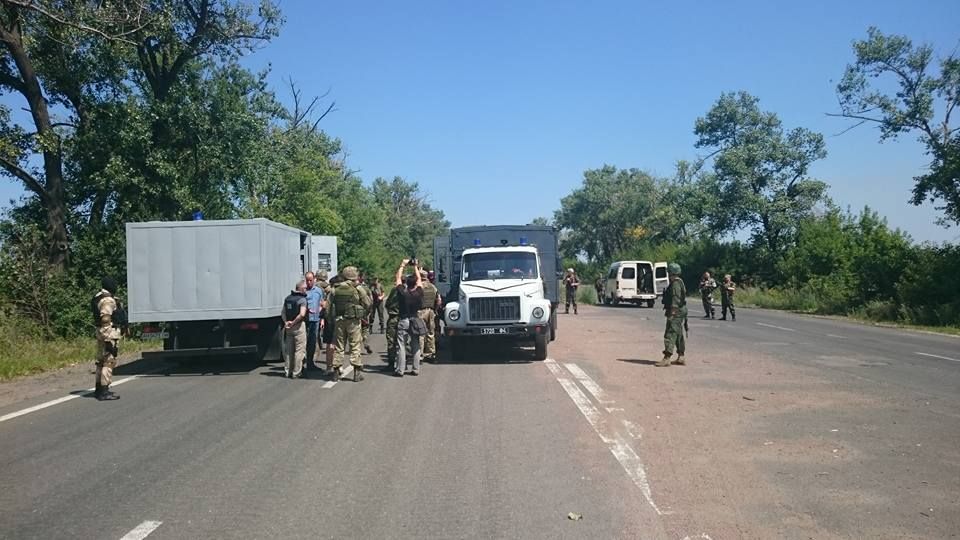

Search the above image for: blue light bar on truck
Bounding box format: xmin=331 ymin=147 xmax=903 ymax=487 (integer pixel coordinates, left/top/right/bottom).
xmin=474 ymin=238 xmax=481 ymax=246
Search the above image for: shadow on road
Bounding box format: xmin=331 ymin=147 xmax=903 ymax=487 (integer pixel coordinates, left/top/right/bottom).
xmin=616 ymin=358 xmax=660 ymax=366
xmin=112 ymin=353 xmax=267 ymax=378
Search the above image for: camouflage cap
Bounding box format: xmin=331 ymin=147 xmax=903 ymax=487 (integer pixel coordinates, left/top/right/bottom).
xmin=341 ymin=266 xmax=359 ymax=281
xmin=316 ymin=270 xmax=329 ymax=281
xmin=668 ymin=262 xmax=682 ymax=275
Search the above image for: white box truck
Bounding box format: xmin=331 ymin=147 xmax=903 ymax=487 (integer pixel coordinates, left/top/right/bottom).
xmin=126 ymin=218 xmax=334 ymax=361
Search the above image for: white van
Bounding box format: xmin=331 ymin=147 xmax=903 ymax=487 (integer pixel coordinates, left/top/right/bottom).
xmin=602 ymin=260 xmax=668 ymax=307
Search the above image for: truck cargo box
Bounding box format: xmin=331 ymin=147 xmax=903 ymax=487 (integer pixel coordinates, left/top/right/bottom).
xmin=126 ymin=219 xmax=311 ymax=323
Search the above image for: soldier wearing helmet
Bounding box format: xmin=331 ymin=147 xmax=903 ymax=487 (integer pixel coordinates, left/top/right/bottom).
xmin=657 ymin=262 xmax=688 ymax=367
xmin=327 ymin=266 xmax=371 ymax=382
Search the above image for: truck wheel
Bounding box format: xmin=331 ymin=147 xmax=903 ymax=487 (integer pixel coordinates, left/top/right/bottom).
xmin=534 ymin=333 xmax=548 ymax=361
xmin=549 ymin=310 xmax=557 ymax=342
xmin=450 ymin=337 xmax=464 ymax=362
xmin=647 ymin=300 xmax=655 ymax=308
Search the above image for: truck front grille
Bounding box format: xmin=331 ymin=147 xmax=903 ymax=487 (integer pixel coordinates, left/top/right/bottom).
xmin=469 ymin=297 xmax=520 ymax=322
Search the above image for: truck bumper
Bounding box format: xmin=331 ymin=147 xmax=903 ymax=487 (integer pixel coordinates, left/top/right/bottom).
xmin=142 ymin=345 xmax=259 ymax=360
xmin=445 ymin=324 xmax=549 ymax=338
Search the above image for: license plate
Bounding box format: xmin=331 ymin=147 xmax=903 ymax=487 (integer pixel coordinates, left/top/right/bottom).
xmin=140 ymin=331 xmax=169 ymax=340
xmin=480 ymin=327 xmax=508 ymax=335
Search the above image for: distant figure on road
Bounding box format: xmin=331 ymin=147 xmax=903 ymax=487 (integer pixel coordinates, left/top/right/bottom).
xmin=93 ymin=277 xmax=123 ymax=401
xmin=304 ymin=271 xmax=324 ymax=375
xmin=385 ymin=281 xmax=402 ymax=370
xmin=329 ymin=266 xmax=370 ymax=382
xmin=394 ymin=259 xmax=425 ymax=377
xmin=720 ymin=274 xmax=737 ymax=322
xmin=657 ymin=263 xmax=687 ymax=367
xmin=282 ymin=281 xmax=308 ymax=379
xmin=357 ymin=272 xmax=374 ymax=355
xmin=594 ymin=275 xmax=604 ymax=303
xmin=564 ymin=268 xmax=580 ymax=314
xmin=371 ymin=277 xmax=386 ymax=334
xmin=699 ymin=271 xmax=717 ymax=319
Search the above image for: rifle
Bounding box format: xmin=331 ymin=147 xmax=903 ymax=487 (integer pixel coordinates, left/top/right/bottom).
xmin=684 ymin=316 xmax=689 ymax=337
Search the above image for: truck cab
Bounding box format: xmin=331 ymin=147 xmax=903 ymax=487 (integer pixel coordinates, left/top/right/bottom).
xmin=436 ymin=225 xmax=560 ymax=361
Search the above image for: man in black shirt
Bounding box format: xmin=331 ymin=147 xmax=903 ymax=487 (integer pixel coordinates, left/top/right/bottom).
xmin=394 ymin=259 xmax=424 ymax=377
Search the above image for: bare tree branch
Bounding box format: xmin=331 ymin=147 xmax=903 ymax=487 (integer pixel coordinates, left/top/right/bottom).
xmin=0 ymin=0 xmax=153 ymax=45
xmin=0 ymin=153 xmax=46 ymax=199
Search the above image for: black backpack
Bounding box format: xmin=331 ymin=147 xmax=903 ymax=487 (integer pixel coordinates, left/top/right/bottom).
xmin=91 ymin=292 xmax=128 ymax=328
xmin=284 ymin=293 xmax=304 ymax=321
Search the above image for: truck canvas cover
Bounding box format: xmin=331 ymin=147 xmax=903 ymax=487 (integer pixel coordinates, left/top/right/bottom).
xmin=126 ymin=219 xmax=310 ymax=323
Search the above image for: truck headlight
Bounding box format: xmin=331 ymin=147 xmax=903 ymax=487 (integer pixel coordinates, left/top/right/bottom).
xmin=448 ymin=309 xmax=461 ymax=321
xmin=532 ymin=307 xmax=545 ymax=319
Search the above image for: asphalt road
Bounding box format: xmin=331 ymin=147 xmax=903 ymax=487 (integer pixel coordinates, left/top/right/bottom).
xmin=1 ymin=303 xmax=957 ymax=539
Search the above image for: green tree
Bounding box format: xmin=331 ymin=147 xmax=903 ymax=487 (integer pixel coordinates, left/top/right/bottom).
xmin=834 ymin=27 xmax=960 ymax=225
xmin=371 ymin=176 xmax=450 ymax=270
xmin=694 ymin=91 xmax=829 ymax=258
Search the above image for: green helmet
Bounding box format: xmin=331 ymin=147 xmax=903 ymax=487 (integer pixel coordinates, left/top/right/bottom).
xmin=341 ymin=266 xmax=359 ymax=281
xmin=667 ymin=262 xmax=682 ymax=275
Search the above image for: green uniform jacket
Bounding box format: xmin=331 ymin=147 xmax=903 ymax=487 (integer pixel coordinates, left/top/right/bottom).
xmin=663 ymin=277 xmax=688 ymax=319
xmin=385 ymin=286 xmax=402 ymax=317
xmin=421 ymin=282 xmax=439 ymax=310
xmin=329 ymin=282 xmax=370 ymax=322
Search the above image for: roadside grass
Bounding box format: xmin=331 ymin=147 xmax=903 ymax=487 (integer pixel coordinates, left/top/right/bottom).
xmin=0 ymin=314 xmax=161 ymax=381
xmin=735 ymin=287 xmax=960 ymax=336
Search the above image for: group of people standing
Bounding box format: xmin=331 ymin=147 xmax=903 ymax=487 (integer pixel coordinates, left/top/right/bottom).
xmin=698 ymin=271 xmax=737 ymax=322
xmin=280 ymin=259 xmax=443 ymax=382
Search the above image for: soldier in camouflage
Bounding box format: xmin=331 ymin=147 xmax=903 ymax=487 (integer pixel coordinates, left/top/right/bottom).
xmin=657 ymin=263 xmax=687 ymax=367
xmin=720 ymin=274 xmax=736 ymax=322
xmin=357 ymin=272 xmax=374 ymax=355
xmin=327 ymin=266 xmax=372 ymax=382
xmin=418 ymin=269 xmax=441 ymax=362
xmin=384 ymin=282 xmax=402 ymax=370
xmin=699 ymin=271 xmax=717 ymax=319
xmin=93 ymin=277 xmax=123 ymax=401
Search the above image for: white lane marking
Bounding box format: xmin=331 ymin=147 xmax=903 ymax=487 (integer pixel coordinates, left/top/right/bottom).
xmin=827 ymin=334 xmax=847 ymax=339
xmin=756 ymin=322 xmax=796 ymax=332
xmin=622 ymin=419 xmax=643 ymax=439
xmin=120 ymin=520 xmax=162 ymax=540
xmin=682 ymin=535 xmax=714 ymax=540
xmin=564 ymin=363 xmax=613 ymax=404
xmin=0 ymin=375 xmax=142 ymax=424
xmin=321 ymin=365 xmax=355 ymax=388
xmin=544 ymin=359 xmax=665 ymax=516
xmin=915 ymin=352 xmax=960 ymax=363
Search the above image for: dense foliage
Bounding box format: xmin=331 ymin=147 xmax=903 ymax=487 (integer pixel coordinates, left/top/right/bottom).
xmin=0 ymin=1 xmax=448 ymax=338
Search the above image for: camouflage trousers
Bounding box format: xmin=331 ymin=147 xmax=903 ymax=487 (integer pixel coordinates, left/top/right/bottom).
xmin=663 ymin=317 xmax=685 ymax=357
xmin=334 ymin=318 xmax=363 ymax=368
xmin=386 ymin=315 xmax=400 ymax=363
xmin=418 ymin=308 xmax=436 ymax=359
xmin=95 ymin=338 xmax=119 ymax=387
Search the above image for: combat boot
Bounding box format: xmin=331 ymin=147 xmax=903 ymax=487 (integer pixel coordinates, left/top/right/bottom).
xmin=97 ymin=387 xmax=119 ymax=401
xmin=673 ymin=356 xmax=686 ymax=366
xmin=364 ymin=344 xmax=373 ymax=354
xmin=655 ymin=355 xmax=671 ymax=367
xmin=353 ymin=366 xmax=364 ymax=382
xmin=330 ymin=367 xmax=340 ymax=382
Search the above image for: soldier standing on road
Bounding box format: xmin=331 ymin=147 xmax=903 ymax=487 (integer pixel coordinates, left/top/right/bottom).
xmin=384 ymin=282 xmax=402 ymax=370
xmin=93 ymin=277 xmax=123 ymax=401
xmin=657 ymin=263 xmax=687 ymax=367
xmin=699 ymin=271 xmax=717 ymax=319
xmin=594 ymin=275 xmax=604 ymax=303
xmin=564 ymin=268 xmax=580 ymax=314
xmin=720 ymin=274 xmax=737 ymax=322
xmin=329 ymin=267 xmax=371 ymax=382
xmin=371 ymin=277 xmax=386 ymax=334
xmin=357 ymin=272 xmax=374 ymax=355
xmin=418 ymin=269 xmax=441 ymax=363
xmin=282 ymin=281 xmax=308 ymax=379
xmin=304 ymin=272 xmax=324 ymax=375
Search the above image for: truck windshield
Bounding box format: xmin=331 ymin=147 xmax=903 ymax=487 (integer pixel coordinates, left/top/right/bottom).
xmin=462 ymin=252 xmax=538 ymax=281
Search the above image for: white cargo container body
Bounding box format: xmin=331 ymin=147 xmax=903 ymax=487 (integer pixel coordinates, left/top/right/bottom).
xmin=127 ymin=219 xmax=309 ymax=322
xmin=125 ymin=218 xmax=328 ymax=360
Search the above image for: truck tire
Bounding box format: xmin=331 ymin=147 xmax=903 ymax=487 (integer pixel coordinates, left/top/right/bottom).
xmin=549 ymin=309 xmax=557 ymax=342
xmin=534 ymin=333 xmax=548 ymax=361
xmin=647 ymin=299 xmax=655 ymax=308
xmin=450 ymin=337 xmax=464 ymax=362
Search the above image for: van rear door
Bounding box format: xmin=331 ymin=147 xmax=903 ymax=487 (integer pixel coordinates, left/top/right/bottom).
xmin=653 ymin=262 xmax=669 ymax=294
xmin=619 ymin=263 xmax=638 ymax=298
xmin=638 ymin=262 xmax=654 ymax=294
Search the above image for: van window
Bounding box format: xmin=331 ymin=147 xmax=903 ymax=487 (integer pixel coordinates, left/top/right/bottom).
xmin=655 ymin=266 xmax=667 ymax=278
xmin=621 ymin=267 xmax=636 ymax=279
xmin=607 ymin=267 xmax=618 ymax=279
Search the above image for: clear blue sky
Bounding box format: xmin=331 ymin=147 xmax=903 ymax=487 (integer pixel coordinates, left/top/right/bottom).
xmin=2 ymin=0 xmax=959 ymax=242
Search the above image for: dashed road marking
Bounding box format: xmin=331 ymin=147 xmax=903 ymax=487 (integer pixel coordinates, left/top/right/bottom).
xmin=0 ymin=375 xmax=144 ymax=424
xmin=826 ymin=334 xmax=847 ymax=339
xmin=756 ymin=322 xmax=796 ymax=332
xmin=119 ymin=520 xmax=162 ymax=540
xmin=915 ymin=352 xmax=960 ymax=363
xmin=544 ymin=359 xmax=666 ymax=518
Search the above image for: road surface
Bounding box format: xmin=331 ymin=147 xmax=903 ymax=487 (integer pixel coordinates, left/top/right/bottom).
xmin=1 ymin=304 xmax=958 ymax=539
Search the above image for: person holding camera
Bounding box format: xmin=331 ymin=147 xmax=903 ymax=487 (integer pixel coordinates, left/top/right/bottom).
xmin=394 ymin=258 xmax=426 ymax=377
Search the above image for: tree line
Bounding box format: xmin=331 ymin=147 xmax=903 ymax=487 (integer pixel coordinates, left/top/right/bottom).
xmin=0 ymin=1 xmax=449 ymax=338
xmin=551 ymin=27 xmax=959 ymax=326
